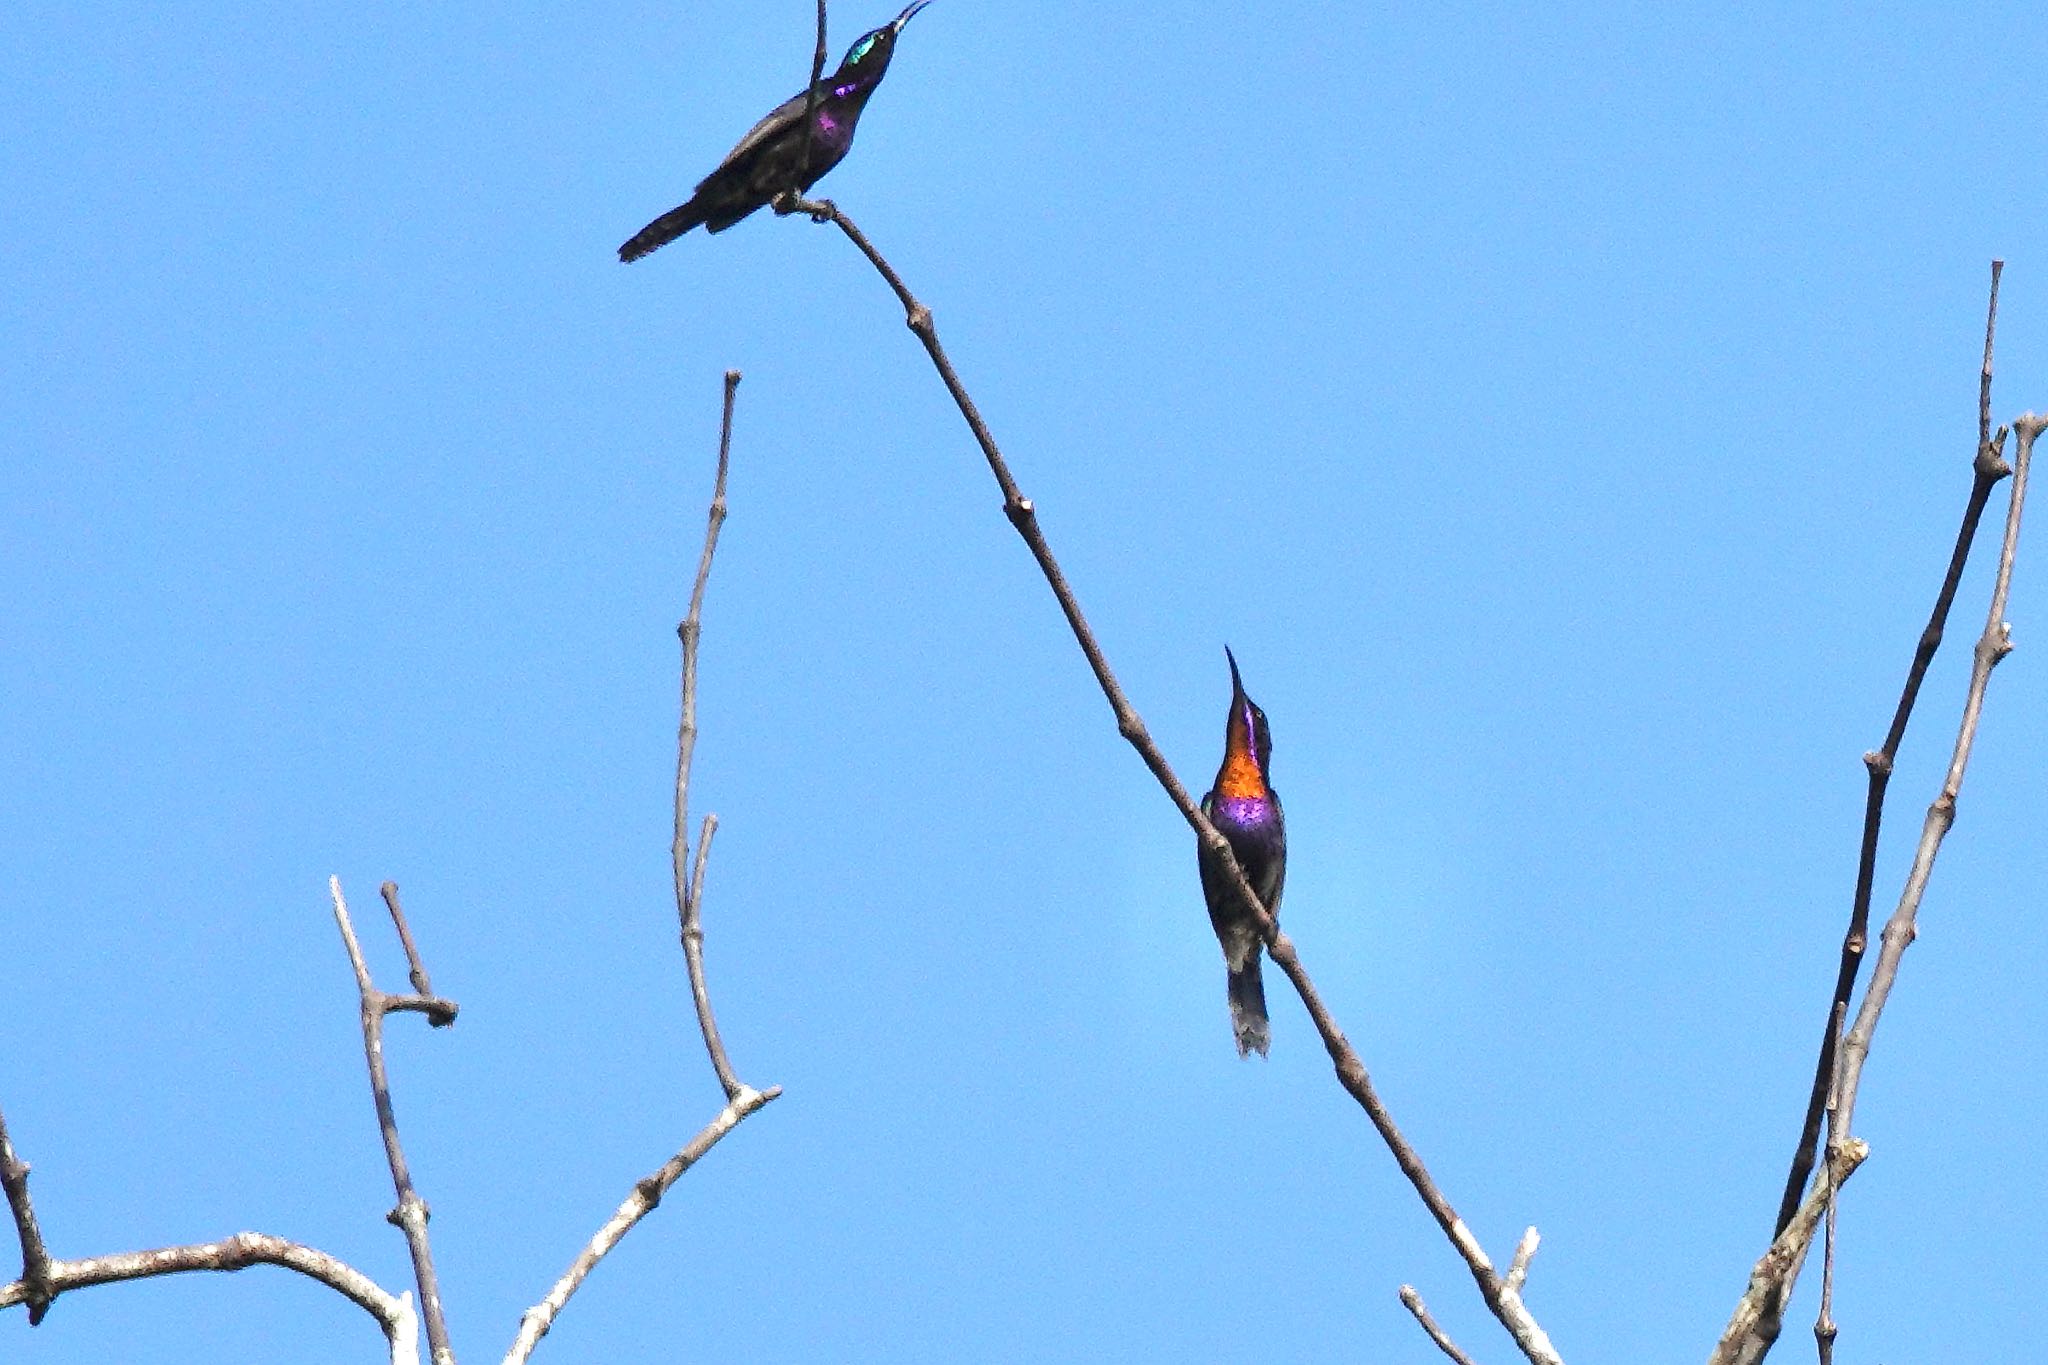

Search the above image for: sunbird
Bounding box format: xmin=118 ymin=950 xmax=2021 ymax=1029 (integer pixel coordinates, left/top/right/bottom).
xmin=620 ymin=2 xmax=935 ymax=262
xmin=1197 ymin=648 xmax=1287 ymax=1058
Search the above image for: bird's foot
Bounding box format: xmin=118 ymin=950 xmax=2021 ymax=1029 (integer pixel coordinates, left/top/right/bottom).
xmin=772 ymin=191 xmax=835 ymax=224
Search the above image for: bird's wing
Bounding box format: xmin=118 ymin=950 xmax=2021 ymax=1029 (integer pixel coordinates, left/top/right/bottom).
xmin=1196 ymin=790 xmax=1224 ymax=906
xmin=1265 ymin=788 xmax=1285 ymax=919
xmin=710 ymin=87 xmax=814 ymax=173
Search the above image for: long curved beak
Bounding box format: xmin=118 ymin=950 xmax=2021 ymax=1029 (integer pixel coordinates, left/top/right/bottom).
xmin=1224 ymin=645 xmax=1245 ymax=699
xmin=891 ymin=0 xmax=934 ymax=33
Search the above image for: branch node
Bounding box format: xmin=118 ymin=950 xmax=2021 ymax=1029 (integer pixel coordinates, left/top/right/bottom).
xmin=1976 ymin=442 xmax=2012 ymax=481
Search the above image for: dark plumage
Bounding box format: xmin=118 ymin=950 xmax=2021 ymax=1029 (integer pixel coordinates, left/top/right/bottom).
xmin=619 ymin=2 xmax=933 ymax=262
xmin=1197 ymin=648 xmax=1287 ymax=1058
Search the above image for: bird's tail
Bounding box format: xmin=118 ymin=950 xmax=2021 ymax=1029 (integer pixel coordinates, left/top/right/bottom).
xmin=1228 ymin=954 xmax=1270 ymax=1058
xmin=619 ymin=198 xmax=709 ymax=263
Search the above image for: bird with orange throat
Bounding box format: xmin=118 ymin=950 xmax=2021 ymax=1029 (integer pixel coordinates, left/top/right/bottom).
xmin=1197 ymin=647 xmax=1286 ymax=1057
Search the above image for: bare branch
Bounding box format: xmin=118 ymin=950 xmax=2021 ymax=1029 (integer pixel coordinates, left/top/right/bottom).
xmin=502 ymin=1083 xmax=779 ymax=1365
xmin=1711 ymin=1141 xmax=1870 ymax=1365
xmin=676 ymin=370 xmax=744 ymax=1099
xmin=1504 ymin=1227 xmax=1540 ymax=1296
xmin=331 ymin=876 xmax=461 ymax=1365
xmin=1982 ymin=260 xmax=2004 ymax=452
xmin=505 ymin=370 xmax=781 ymax=1361
xmin=1832 ymin=412 xmax=2036 ymax=1146
xmin=4 ymin=1105 xmax=417 ymax=1361
xmin=382 ymin=881 xmax=454 ymax=1020
xmin=3 ymin=1232 xmax=417 ymax=1351
xmin=794 ymin=1 xmax=830 ymax=192
xmin=1402 ymin=1285 xmax=1483 ymax=1365
xmin=782 ymin=192 xmax=1564 ymax=1365
xmin=1773 ymin=261 xmax=2011 ymax=1236
xmin=1814 ymin=1003 xmax=1845 ymax=1364
xmin=0 ymin=1106 xmax=55 ymax=1325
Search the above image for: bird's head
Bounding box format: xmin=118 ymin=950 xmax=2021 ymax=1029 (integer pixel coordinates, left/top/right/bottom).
xmin=834 ymin=2 xmax=933 ymax=83
xmin=1216 ymin=646 xmax=1274 ymax=797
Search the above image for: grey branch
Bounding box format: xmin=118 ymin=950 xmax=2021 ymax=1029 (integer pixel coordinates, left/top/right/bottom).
xmin=1709 ymin=1140 xmax=1869 ymax=1365
xmin=1833 ymin=413 xmax=2035 ymax=1141
xmin=676 ymin=369 xmax=745 ymax=1099
xmin=1402 ymin=1284 xmax=1483 ymax=1365
xmin=331 ymin=876 xmax=462 ymax=1365
xmin=1773 ymin=261 xmax=2009 ymax=1237
xmin=502 ymin=1085 xmax=777 ymax=1364
xmin=0 ymin=1106 xmax=55 ymax=1324
xmin=1718 ymin=315 xmax=2038 ymax=1363
xmin=782 ymin=192 xmax=1564 ymax=1365
xmin=1503 ymin=1227 xmax=1540 ymax=1295
xmin=3 ymin=1105 xmax=419 ymax=1363
xmin=504 ymin=369 xmax=781 ymax=1364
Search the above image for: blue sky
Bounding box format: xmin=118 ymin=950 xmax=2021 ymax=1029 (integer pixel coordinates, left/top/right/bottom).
xmin=6 ymin=2 xmax=2048 ymax=1361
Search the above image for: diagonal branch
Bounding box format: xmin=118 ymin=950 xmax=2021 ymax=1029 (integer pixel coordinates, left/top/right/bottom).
xmin=3 ymin=1104 xmax=419 ymax=1362
xmin=1833 ymin=412 xmax=2036 ymax=1140
xmin=1401 ymin=1284 xmax=1483 ymax=1365
xmin=781 ymin=192 xmax=1563 ymax=1365
xmin=1711 ymin=1141 xmax=1869 ymax=1365
xmin=382 ymin=881 xmax=453 ymax=1016
xmin=1773 ymin=260 xmax=2009 ymax=1236
xmin=502 ymin=1084 xmax=776 ymax=1364
xmin=331 ymin=877 xmax=462 ymax=1365
xmin=504 ymin=369 xmax=781 ymax=1364
xmin=1716 ymin=401 xmax=2038 ymax=1364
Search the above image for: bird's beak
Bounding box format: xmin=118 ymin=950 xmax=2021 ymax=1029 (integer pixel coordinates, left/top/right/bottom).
xmin=1224 ymin=645 xmax=1245 ymax=699
xmin=891 ymin=0 xmax=934 ymax=34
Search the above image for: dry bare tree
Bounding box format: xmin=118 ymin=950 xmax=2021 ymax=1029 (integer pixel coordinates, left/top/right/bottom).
xmin=6 ymin=4 xmax=2040 ymax=1360
xmin=6 ymin=373 xmax=778 ymax=1365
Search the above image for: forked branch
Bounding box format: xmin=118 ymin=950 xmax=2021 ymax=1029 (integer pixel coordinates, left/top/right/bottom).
xmin=1718 ymin=273 xmax=2037 ymax=1364
xmin=505 ymin=370 xmax=781 ymax=1364
xmin=1773 ymin=261 xmax=2010 ymax=1236
xmin=781 ymin=192 xmax=1563 ymax=1365
xmin=330 ymin=876 xmax=462 ymax=1365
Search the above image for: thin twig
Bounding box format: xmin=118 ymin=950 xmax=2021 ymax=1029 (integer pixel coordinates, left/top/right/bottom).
xmin=676 ymin=369 xmax=743 ymax=1099
xmin=1504 ymin=1227 xmax=1540 ymax=1296
xmin=1711 ymin=1141 xmax=1870 ymax=1365
xmin=381 ymin=882 xmax=455 ymax=1021
xmin=1773 ymin=261 xmax=2011 ymax=1236
xmin=331 ymin=877 xmax=461 ymax=1365
xmin=1401 ymin=1284 xmax=1483 ymax=1365
xmin=1982 ymin=261 xmax=2004 ymax=451
xmin=1814 ymin=1003 xmax=1845 ymax=1364
xmin=505 ymin=371 xmax=780 ymax=1362
xmin=783 ymin=192 xmax=1564 ymax=1365
xmin=794 ymin=0 xmax=829 ymax=192
xmin=502 ymin=1084 xmax=779 ymax=1364
xmin=0 ymin=1106 xmax=57 ymax=1324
